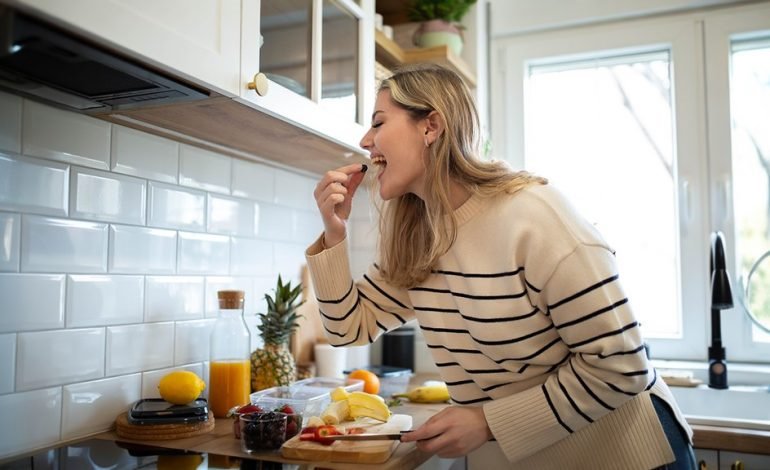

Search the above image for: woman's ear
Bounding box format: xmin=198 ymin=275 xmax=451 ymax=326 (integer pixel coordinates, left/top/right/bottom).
xmin=423 ymin=111 xmax=444 ymax=146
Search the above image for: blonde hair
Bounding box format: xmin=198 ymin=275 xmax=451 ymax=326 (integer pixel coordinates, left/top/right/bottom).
xmin=376 ymin=63 xmax=547 ymax=288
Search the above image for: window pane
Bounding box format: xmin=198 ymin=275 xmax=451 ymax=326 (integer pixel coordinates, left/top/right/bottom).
xmin=525 ymin=52 xmax=679 ymax=338
xmin=321 ymin=0 xmax=359 ymax=122
xmin=730 ymin=38 xmax=770 ymax=340
xmin=261 ymin=0 xmax=311 ymax=98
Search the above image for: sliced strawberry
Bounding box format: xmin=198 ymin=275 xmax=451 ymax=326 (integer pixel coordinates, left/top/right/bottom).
xmin=299 ymin=432 xmax=316 ymax=441
xmin=314 ymin=425 xmax=342 ymax=445
xmin=276 ymin=404 xmax=295 ymax=414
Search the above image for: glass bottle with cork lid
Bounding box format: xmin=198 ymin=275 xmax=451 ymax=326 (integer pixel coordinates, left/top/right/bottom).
xmin=209 ymin=290 xmax=251 ymax=418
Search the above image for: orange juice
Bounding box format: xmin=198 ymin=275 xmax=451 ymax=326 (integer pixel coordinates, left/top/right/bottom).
xmin=209 ymin=360 xmax=250 ymax=418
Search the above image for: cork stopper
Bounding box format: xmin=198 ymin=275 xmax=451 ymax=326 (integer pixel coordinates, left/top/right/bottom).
xmin=217 ymin=290 xmax=245 ymax=309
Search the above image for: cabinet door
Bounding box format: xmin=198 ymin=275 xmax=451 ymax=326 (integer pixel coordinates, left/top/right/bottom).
xmin=719 ymin=451 xmax=770 ymax=470
xmin=695 ymin=449 xmax=719 ymax=469
xmin=239 ymin=0 xmax=374 ymax=156
xmin=11 ymin=0 xmax=241 ymax=95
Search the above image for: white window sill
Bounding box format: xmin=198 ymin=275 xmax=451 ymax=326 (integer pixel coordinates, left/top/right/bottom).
xmin=652 ymin=359 xmax=770 ymax=386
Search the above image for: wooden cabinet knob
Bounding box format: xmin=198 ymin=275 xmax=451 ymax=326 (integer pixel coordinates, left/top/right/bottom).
xmin=730 ymin=460 xmax=744 ymax=470
xmin=247 ymin=73 xmax=268 ymax=96
xmin=698 ymin=460 xmax=707 ymax=470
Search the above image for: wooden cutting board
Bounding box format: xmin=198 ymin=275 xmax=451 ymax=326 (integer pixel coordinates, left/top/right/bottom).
xmin=280 ymin=414 xmax=413 ymax=464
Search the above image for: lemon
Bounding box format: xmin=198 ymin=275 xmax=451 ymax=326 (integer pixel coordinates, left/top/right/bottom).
xmin=158 ymin=371 xmax=206 ymax=405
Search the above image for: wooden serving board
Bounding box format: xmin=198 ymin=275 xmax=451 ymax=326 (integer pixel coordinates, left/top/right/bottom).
xmin=280 ymin=414 xmax=413 ymax=464
xmin=115 ymin=412 xmax=215 ymax=441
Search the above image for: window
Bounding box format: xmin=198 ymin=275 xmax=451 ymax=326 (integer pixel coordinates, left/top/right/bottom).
xmin=492 ymin=3 xmax=770 ymax=361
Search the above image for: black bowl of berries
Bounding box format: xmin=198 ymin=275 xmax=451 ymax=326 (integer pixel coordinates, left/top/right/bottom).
xmin=240 ymin=411 xmax=288 ymax=452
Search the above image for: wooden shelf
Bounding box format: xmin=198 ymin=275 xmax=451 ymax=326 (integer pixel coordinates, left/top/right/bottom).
xmin=375 ymin=30 xmax=477 ymax=88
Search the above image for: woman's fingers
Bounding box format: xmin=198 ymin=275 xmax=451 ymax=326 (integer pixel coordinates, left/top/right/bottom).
xmin=313 ymin=163 xmax=367 ymax=245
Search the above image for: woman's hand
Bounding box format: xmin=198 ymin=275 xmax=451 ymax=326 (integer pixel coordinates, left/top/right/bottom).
xmin=313 ymin=163 xmax=367 ymax=247
xmin=400 ymin=406 xmax=493 ymax=458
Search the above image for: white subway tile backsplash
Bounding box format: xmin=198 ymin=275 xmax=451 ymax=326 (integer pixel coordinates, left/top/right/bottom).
xmin=275 ymin=169 xmax=315 ymax=209
xmin=232 ymin=159 xmax=274 ymax=202
xmin=204 ymin=276 xmax=254 ymax=318
xmin=0 ymin=334 xmax=16 ymax=394
xmin=207 ymin=194 xmax=255 ymax=236
xmin=141 ymin=364 xmax=204 ymax=399
xmin=231 ymin=238 xmax=272 ymax=276
xmin=111 ymin=125 xmax=178 ymax=183
xmin=16 ymin=328 xmax=105 ymax=391
xmin=106 ymin=323 xmax=174 ymax=376
xmin=0 ymin=153 xmax=69 ymax=216
xmin=67 ymin=275 xmax=144 ymax=327
xmin=274 ymin=242 xmax=306 ymax=285
xmin=145 ymin=276 xmax=204 ymax=322
xmin=178 ymin=232 xmax=229 ymax=275
xmin=0 ymin=92 xmax=21 ymax=154
xmin=109 ymin=225 xmax=176 ymax=274
xmin=294 ymin=210 xmax=323 ymax=245
xmin=0 ymin=212 xmax=20 ymax=271
xmin=61 ymin=374 xmax=141 ymax=440
xmin=23 ymin=100 xmax=110 ymax=169
xmin=175 ymin=319 xmax=213 ymax=364
xmin=180 ymin=145 xmax=231 ymax=194
xmin=148 ymin=182 xmax=205 ymax=231
xmin=21 ymin=216 xmax=108 ymax=273
xmin=0 ymin=387 xmax=62 ymax=458
xmin=70 ymin=167 xmax=146 ymax=224
xmin=255 ymin=202 xmax=292 ymax=240
xmin=350 ymin=217 xmax=378 ymax=250
xmin=0 ymin=274 xmax=65 ymax=332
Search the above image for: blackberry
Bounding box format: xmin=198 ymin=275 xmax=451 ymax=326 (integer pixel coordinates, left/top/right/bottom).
xmin=240 ymin=412 xmax=288 ymax=452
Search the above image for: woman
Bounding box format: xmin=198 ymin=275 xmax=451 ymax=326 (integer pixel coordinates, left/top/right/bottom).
xmin=306 ymin=63 xmax=695 ymax=469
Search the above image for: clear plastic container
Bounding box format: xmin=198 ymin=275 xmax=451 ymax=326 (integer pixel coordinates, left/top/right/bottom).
xmin=249 ymin=377 xmax=364 ymax=423
xmin=344 ymin=365 xmax=412 ymax=398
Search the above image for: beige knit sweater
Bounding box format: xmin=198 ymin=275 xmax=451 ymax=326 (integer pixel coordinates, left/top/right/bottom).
xmin=305 ymin=185 xmax=692 ymax=469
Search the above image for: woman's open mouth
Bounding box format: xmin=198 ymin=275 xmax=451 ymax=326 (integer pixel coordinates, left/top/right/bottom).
xmin=371 ymin=155 xmax=386 ymax=167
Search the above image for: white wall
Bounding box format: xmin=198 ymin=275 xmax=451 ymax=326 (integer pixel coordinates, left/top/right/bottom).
xmin=0 ymin=91 xmax=329 ymax=459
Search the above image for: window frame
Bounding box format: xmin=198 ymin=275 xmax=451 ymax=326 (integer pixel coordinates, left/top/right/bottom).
xmin=490 ymin=6 xmax=770 ymax=361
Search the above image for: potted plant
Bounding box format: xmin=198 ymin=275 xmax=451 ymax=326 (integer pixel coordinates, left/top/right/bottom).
xmin=409 ymin=0 xmax=477 ymax=56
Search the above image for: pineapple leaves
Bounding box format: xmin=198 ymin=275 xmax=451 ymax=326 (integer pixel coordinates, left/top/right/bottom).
xmin=256 ymin=275 xmax=305 ymax=346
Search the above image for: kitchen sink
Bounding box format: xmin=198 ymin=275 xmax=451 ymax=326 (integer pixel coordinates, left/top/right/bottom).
xmin=669 ymin=385 xmax=770 ymax=431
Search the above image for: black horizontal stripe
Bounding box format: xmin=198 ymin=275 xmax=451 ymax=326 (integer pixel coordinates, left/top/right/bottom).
xmin=645 ymin=368 xmax=658 ymax=391
xmin=597 ymin=344 xmax=646 ymax=359
xmin=420 ymin=325 xmax=467 ymax=334
xmin=427 ymin=344 xmax=484 ymax=355
xmin=318 ymin=296 xmax=361 ymax=322
xmin=566 ymin=321 xmax=638 ymax=349
xmin=432 ymin=268 xmax=524 ymax=278
xmin=558 ymin=376 xmax=593 ymax=424
xmin=545 ymin=351 xmax=571 ymax=373
xmin=543 ymin=384 xmax=573 ymax=433
xmin=464 ymin=367 xmax=511 ymax=374
xmin=363 ymin=274 xmax=408 ymax=309
xmin=451 ymin=396 xmax=491 ymax=405
xmin=554 ymin=298 xmax=629 ymax=329
xmin=494 ymin=337 xmax=561 ymax=362
xmin=375 ymin=320 xmax=388 ymax=332
xmin=413 ymin=305 xmax=461 ymax=313
xmin=570 ymin=361 xmax=614 ymax=411
xmin=359 ymin=290 xmax=407 ymax=324
xmin=334 ymin=327 xmax=362 ymax=347
xmin=410 ymin=286 xmax=527 ymax=300
xmin=435 ymin=361 xmax=461 ymax=367
xmin=518 ymin=363 xmax=530 ymax=373
xmin=524 ymin=278 xmax=542 ymax=293
xmin=621 ymin=369 xmax=648 ymax=377
xmin=459 ymin=307 xmax=539 ymax=323
xmin=316 ymin=281 xmax=354 ymax=304
xmin=482 ymin=382 xmax=513 ymax=392
xmin=474 ymin=324 xmax=553 ymax=346
xmin=549 ymin=274 xmax=620 ymax=310
xmin=604 ymin=381 xmax=638 ymax=397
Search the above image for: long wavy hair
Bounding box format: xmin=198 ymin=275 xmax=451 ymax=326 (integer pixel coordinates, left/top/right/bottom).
xmin=376 ymin=63 xmax=547 ymax=288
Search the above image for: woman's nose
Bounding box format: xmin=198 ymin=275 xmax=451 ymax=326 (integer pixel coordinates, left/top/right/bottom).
xmin=360 ymin=128 xmax=373 ymax=150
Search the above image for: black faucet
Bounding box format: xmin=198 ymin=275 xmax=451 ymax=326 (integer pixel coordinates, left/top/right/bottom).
xmin=708 ymin=231 xmax=734 ymax=389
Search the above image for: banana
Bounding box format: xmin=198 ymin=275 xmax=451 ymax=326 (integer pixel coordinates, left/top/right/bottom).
xmin=347 ymin=391 xmax=391 ymax=422
xmin=320 ymin=399 xmax=350 ymax=424
xmin=393 ymin=383 xmax=451 ymax=403
xmin=330 ymin=386 xmax=350 ymax=402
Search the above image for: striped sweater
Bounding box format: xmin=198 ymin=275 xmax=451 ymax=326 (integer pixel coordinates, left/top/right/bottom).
xmin=306 ymin=184 xmax=691 ymax=469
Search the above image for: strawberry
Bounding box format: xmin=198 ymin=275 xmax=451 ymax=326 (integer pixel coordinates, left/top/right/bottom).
xmin=236 ymin=404 xmax=263 ymax=415
xmin=314 ymin=425 xmax=342 ymax=445
xmin=276 ymin=404 xmax=295 ymax=414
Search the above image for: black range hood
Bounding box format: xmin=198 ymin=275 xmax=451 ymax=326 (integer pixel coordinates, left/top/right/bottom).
xmin=0 ymin=6 xmax=208 ymax=113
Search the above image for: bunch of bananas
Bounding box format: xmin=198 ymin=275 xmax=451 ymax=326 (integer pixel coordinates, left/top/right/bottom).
xmin=393 ymin=383 xmax=451 ymax=403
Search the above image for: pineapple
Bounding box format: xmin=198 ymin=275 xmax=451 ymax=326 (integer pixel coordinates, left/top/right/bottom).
xmin=250 ymin=275 xmax=305 ymax=391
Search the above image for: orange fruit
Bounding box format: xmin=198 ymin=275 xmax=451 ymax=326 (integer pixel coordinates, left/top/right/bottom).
xmin=348 ymin=369 xmax=380 ymax=395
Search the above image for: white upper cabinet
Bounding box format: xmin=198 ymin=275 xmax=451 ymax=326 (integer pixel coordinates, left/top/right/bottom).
xmin=8 ymin=0 xmax=241 ymax=96
xmin=239 ymin=0 xmax=375 ymax=155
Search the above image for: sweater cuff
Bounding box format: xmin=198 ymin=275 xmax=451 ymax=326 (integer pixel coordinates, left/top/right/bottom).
xmin=483 ymin=385 xmax=567 ymax=463
xmin=305 ymin=234 xmax=353 ymax=303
